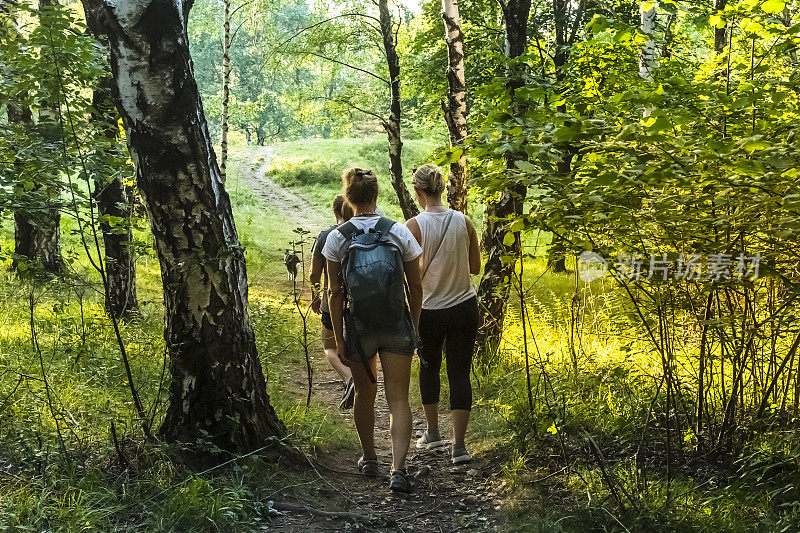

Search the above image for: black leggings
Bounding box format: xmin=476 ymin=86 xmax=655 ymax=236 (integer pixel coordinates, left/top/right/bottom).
xmin=418 ymin=297 xmax=479 ymax=411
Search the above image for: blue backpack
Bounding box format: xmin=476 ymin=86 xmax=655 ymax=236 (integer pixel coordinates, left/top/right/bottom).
xmin=339 ymin=217 xmax=411 ymax=382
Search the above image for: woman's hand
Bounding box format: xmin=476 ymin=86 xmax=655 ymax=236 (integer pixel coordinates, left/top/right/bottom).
xmin=310 ymin=296 xmax=321 ymax=315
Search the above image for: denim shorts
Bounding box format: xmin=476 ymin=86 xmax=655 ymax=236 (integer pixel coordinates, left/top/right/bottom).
xmin=345 ymin=317 xmax=416 ymax=362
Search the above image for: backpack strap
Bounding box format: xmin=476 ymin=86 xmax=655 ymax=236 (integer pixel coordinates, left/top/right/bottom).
xmin=372 ymin=217 xmax=396 ymax=237
xmin=338 ymin=221 xmax=359 ymax=240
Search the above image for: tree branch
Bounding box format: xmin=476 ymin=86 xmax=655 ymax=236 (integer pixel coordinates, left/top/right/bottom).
xmin=313 ymin=96 xmax=389 ymax=129
xmin=303 ymin=51 xmax=390 ymax=85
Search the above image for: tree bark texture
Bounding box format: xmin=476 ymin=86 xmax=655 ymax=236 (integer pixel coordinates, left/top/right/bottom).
xmin=441 ymin=0 xmax=468 ymax=213
xmin=378 ymin=0 xmax=418 ymax=220
xmin=476 ymin=0 xmax=531 ymax=349
xmin=92 ymin=74 xmax=139 ymax=319
xmin=639 ymin=2 xmax=657 ymax=81
xmin=82 ymin=0 xmax=285 ymax=451
xmin=220 ymin=0 xmax=230 ymax=181
xmin=6 ymin=101 xmax=36 ymax=269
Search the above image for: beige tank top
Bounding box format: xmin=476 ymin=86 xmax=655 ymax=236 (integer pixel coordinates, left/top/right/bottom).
xmin=416 ymin=209 xmax=476 ymax=310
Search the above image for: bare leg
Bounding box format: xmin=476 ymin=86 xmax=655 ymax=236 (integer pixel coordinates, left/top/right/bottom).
xmin=452 ymin=409 xmax=470 ymax=447
xmin=350 ymin=356 xmax=378 ymax=460
xmin=380 ymin=351 xmax=412 ymax=471
xmin=323 ymin=327 xmax=352 ymax=383
xmin=423 ymin=403 xmax=440 ymax=437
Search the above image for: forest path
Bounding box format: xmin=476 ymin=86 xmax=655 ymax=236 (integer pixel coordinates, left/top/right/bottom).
xmin=231 ymin=147 xmax=505 ymax=531
xmin=236 ymin=145 xmax=329 ymax=232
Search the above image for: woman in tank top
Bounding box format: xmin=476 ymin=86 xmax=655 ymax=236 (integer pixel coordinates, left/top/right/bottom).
xmin=406 ymin=164 xmax=481 ymax=465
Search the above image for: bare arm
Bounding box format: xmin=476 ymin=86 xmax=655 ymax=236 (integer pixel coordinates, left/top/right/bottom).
xmin=326 ymin=258 xmax=350 ymax=366
xmin=465 ymin=216 xmax=481 ymax=275
xmin=309 ymin=252 xmax=324 ymax=314
xmin=406 ymin=217 xmax=421 ymax=245
xmin=403 ymin=258 xmax=423 ymax=330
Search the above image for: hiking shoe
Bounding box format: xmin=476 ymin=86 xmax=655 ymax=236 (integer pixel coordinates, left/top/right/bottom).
xmin=416 ymin=431 xmax=447 ymax=450
xmin=357 ymin=455 xmax=379 ymax=478
xmin=339 ymin=378 xmax=355 ymax=410
xmin=389 ymin=469 xmax=412 ymax=493
xmin=452 ymin=445 xmax=472 ymax=465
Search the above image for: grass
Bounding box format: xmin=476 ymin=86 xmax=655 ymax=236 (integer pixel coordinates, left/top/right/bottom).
xmin=246 ymin=136 xmax=438 ymax=220
xmin=1 ymin=138 xmax=799 ymax=531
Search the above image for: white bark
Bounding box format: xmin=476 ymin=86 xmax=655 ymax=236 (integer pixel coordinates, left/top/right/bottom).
xmin=639 ymin=2 xmax=657 ymax=81
xmin=442 ymin=0 xmax=468 ymax=212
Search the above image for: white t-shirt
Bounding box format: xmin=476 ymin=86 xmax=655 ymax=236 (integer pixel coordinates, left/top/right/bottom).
xmin=415 ymin=209 xmax=477 ymax=310
xmin=322 ymin=216 xmax=423 ymax=264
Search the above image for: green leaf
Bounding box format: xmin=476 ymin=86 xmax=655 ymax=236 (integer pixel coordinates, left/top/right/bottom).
xmin=761 ymin=0 xmax=785 ymax=13
xmin=514 ymin=160 xmax=536 ymax=173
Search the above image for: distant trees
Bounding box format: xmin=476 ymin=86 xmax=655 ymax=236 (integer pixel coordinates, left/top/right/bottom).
xmin=280 ymin=0 xmax=419 ymax=218
xmin=82 ymin=0 xmax=285 ymax=450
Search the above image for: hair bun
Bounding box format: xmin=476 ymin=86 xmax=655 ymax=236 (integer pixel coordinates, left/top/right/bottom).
xmin=412 ymin=164 xmax=446 ymax=195
xmin=342 ymin=167 xmax=379 ymax=206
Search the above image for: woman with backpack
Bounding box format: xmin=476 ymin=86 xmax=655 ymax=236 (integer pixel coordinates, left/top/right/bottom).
xmin=309 ymin=195 xmax=355 ymax=409
xmin=322 ymin=168 xmax=423 ymax=493
xmin=406 ymin=165 xmax=481 ymax=465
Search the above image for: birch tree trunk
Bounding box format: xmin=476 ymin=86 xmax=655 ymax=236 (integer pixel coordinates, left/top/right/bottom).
xmin=441 ymin=0 xmax=468 ymax=213
xmin=476 ymin=0 xmax=531 ymax=350
xmin=220 ymin=0 xmax=230 ymax=181
xmin=26 ymin=0 xmax=63 ymax=275
xmin=82 ymin=0 xmax=285 ymax=451
xmin=92 ymin=74 xmax=139 ymax=319
xmin=639 ymin=2 xmax=657 ymax=81
xmin=378 ymin=0 xmax=418 ymax=220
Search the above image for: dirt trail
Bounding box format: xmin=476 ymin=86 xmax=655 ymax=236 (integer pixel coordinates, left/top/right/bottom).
xmin=239 ymin=146 xmax=329 ymax=232
xmin=267 ymin=367 xmax=505 ymax=532
xmin=235 ymin=147 xmax=505 ymax=531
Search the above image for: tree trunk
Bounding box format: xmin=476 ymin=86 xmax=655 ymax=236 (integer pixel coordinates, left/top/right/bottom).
xmin=220 ymin=0 xmax=230 ymax=182
xmin=639 ymin=2 xmax=657 ymax=81
xmin=7 ymin=102 xmax=35 ymax=270
xmin=14 ymin=0 xmax=63 ymax=275
xmin=1 ymin=1 xmax=35 ymax=271
xmin=92 ymin=74 xmax=138 ymax=319
xmin=476 ymin=0 xmax=531 ymax=349
xmin=82 ymin=0 xmax=285 ymax=451
xmin=547 ymin=0 xmax=570 ymax=274
xmin=378 ymin=0 xmax=418 ymax=220
xmin=441 ymin=0 xmax=468 ymax=213
xmin=714 ymin=0 xmax=728 ymax=56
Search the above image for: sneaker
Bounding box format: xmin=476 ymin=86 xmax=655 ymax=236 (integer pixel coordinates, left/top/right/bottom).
xmin=451 ymin=445 xmax=472 ymax=465
xmin=416 ymin=431 xmax=447 ymax=450
xmin=389 ymin=469 xmax=412 ymax=493
xmin=357 ymin=455 xmax=379 ymax=478
xmin=339 ymin=378 xmax=355 ymax=410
